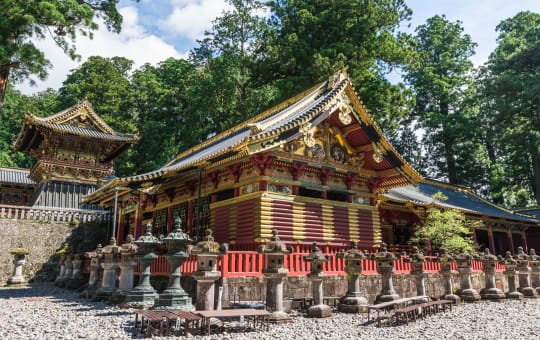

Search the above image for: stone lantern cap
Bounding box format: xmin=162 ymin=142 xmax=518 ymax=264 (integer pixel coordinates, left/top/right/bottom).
xmin=162 ymin=217 xmax=192 ymax=254
xmin=189 ymin=229 xmax=228 ymax=256
xmin=476 ymin=248 xmax=498 ymax=262
xmin=498 ymin=251 xmax=518 ymax=267
xmin=258 ymin=229 xmax=293 ymax=255
xmin=337 ymin=241 xmax=368 ymax=260
xmin=455 ymin=251 xmax=473 ymax=265
xmin=303 ymin=243 xmax=330 ymax=263
xmin=403 ymin=246 xmax=427 ymax=263
xmin=84 ymin=244 xmax=102 ymax=259
xmin=434 ymin=249 xmax=455 ymax=263
xmin=100 ymin=236 xmax=121 ymax=255
xmin=514 ymin=246 xmax=530 ymax=264
xmin=134 ymin=222 xmax=162 ymax=255
xmin=10 ymin=248 xmax=29 ymax=255
xmin=370 ymin=242 xmax=398 ymax=263
xmin=119 ymin=235 xmax=138 ymax=255
xmin=529 ymin=249 xmax=540 ymax=262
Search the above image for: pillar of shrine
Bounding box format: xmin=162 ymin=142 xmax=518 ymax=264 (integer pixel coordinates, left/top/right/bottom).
xmin=337 ymin=241 xmax=368 ymax=313
xmin=190 ymin=229 xmax=228 ymax=311
xmin=476 ymin=249 xmax=505 ymax=300
xmin=455 ymin=252 xmax=481 ymax=302
xmin=371 ymin=243 xmax=400 ymax=303
xmin=257 ymin=229 xmax=293 ymax=323
xmin=124 ymin=223 xmax=161 ymax=307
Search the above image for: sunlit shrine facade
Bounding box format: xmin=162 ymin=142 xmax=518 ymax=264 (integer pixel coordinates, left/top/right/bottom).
xmin=2 ymin=100 xmax=139 ymax=211
xmin=84 ymin=71 xmax=423 ymax=251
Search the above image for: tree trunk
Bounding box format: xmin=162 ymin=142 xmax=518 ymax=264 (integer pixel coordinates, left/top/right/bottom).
xmin=440 ymin=101 xmax=458 ymax=184
xmin=0 ymin=65 xmax=10 ymax=116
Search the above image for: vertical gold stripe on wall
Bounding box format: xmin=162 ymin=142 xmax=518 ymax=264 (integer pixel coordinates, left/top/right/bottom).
xmin=228 ymin=204 xmax=237 ymax=243
xmin=293 ymin=201 xmax=306 ymax=241
xmin=372 ymin=209 xmax=382 ymax=246
xmin=348 ymin=207 xmax=360 ymax=242
xmin=322 ymin=205 xmax=334 ymax=242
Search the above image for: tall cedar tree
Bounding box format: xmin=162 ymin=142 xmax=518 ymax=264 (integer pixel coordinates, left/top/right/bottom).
xmin=405 ymin=15 xmax=485 ymax=186
xmin=0 ymin=0 xmax=132 ymax=116
xmin=262 ymin=0 xmax=416 ymax=133
xmin=483 ymin=12 xmax=540 ymax=206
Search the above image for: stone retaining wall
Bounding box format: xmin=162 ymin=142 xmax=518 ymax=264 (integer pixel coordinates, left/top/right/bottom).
xmin=0 ymin=220 xmax=75 ymax=284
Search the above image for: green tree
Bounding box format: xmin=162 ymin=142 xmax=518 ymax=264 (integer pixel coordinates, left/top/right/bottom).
xmin=482 ymin=11 xmax=540 ymax=205
xmin=411 ymin=192 xmax=477 ymax=254
xmin=262 ymin=0 xmax=416 ymax=132
xmin=57 ymin=56 xmax=137 ymax=176
xmin=404 ymin=15 xmax=487 ymax=187
xmin=0 ymin=0 xmax=132 ymax=116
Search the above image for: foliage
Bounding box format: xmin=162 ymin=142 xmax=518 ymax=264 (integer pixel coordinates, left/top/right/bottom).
xmin=410 ymin=192 xmax=477 ymax=254
xmin=481 ymin=11 xmax=540 ymax=205
xmin=263 ymin=0 xmax=417 ymax=132
xmin=0 ymin=0 xmax=131 ymax=115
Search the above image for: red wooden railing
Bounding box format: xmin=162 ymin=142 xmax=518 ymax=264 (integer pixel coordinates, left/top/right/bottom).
xmin=103 ymin=252 xmax=509 ymax=278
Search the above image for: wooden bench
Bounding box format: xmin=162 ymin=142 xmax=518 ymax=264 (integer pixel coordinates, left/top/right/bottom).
xmin=367 ymin=296 xmax=429 ymax=322
xmin=134 ymin=310 xmax=168 ymax=337
xmin=196 ymin=308 xmax=271 ymax=335
xmin=393 ymin=299 xmax=452 ymax=325
xmin=164 ymin=310 xmax=202 ymax=336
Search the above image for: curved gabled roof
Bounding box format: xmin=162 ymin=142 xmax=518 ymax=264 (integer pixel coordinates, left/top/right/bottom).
xmin=382 ymin=179 xmax=540 ymax=224
xmin=84 ymin=70 xmax=422 ymax=203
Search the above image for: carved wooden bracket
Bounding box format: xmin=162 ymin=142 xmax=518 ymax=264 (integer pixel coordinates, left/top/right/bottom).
xmin=186 ymin=179 xmax=197 ymax=196
xmin=318 ymin=168 xmax=335 ymax=185
xmin=368 ymin=178 xmax=382 ymax=193
xmin=165 ymin=188 xmax=175 ymax=203
xmin=250 ymin=152 xmax=275 ymax=176
xmin=206 ymin=171 xmax=220 ymax=189
xmin=289 ymin=161 xmax=307 ymax=181
xmin=344 ymin=172 xmax=359 ymax=190
xmin=227 ymin=163 xmax=243 ymax=183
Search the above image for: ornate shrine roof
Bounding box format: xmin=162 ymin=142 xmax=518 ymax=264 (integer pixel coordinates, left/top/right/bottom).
xmin=12 ymin=100 xmax=139 ymax=162
xmin=84 ymin=70 xmax=422 ymax=203
xmin=382 ymin=179 xmax=539 ymax=224
xmin=0 ymin=167 xmax=35 ymax=186
xmin=513 ymin=207 xmax=540 ymax=219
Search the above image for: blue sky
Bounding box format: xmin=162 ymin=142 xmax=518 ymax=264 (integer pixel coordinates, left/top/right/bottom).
xmin=17 ymin=0 xmax=540 ymax=94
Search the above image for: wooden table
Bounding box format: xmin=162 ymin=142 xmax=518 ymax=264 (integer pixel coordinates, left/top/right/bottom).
xmin=367 ymin=296 xmax=429 ymax=322
xmin=164 ymin=310 xmax=202 ymax=336
xmin=196 ymin=308 xmax=271 ymax=335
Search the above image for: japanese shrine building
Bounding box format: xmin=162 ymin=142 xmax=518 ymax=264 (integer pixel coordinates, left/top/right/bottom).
xmin=1 ymin=100 xmax=138 ymax=211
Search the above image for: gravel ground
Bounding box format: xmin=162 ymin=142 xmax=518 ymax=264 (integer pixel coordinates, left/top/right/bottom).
xmin=0 ymin=283 xmax=539 ymax=340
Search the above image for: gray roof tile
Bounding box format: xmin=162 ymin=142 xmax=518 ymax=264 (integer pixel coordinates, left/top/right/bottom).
xmin=0 ymin=167 xmax=35 ymax=185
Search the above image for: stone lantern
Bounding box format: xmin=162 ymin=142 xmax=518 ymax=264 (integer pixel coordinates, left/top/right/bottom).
xmin=475 ymin=248 xmax=505 ymax=300
xmin=58 ymin=253 xmax=73 ymax=288
xmin=403 ymin=246 xmax=430 ymax=301
xmin=54 ymin=254 xmax=67 ymax=286
xmin=498 ymin=251 xmax=523 ymax=299
xmin=156 ymin=217 xmax=194 ymax=310
xmin=455 ymin=251 xmax=481 ymax=302
xmin=303 ymin=242 xmax=332 ymax=318
xmin=8 ymin=249 xmax=29 ymax=285
xmin=434 ymin=249 xmax=460 ymax=304
xmin=110 ymin=235 xmax=138 ymax=304
xmin=257 ymin=229 xmax=293 ymax=323
xmin=336 ymin=241 xmax=368 ymax=313
xmin=190 ymin=229 xmax=228 ymax=310
xmin=80 ymin=244 xmax=102 ymax=299
xmin=514 ymin=246 xmax=538 ymax=298
xmin=95 ymin=237 xmax=121 ymax=301
xmin=529 ymin=249 xmax=540 ymax=294
xmin=67 ymin=252 xmax=86 ymax=290
xmin=124 ymin=222 xmax=162 ymax=307
xmin=370 ymin=242 xmax=400 ymax=303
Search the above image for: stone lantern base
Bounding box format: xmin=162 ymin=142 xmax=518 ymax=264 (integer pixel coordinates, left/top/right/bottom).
xmin=517 ymin=287 xmax=538 ymax=298
xmin=268 ymin=311 xmax=292 ymax=324
xmin=443 ymin=293 xmax=461 ymax=304
xmin=7 ymin=275 xmax=26 ymax=285
xmin=156 ymin=292 xmax=194 ymax=310
xmin=505 ymin=290 xmax=524 ymax=300
xmin=338 ymin=295 xmax=368 ymax=313
xmin=374 ymin=292 xmax=400 ymax=304
xmin=122 ymin=290 xmax=159 ymax=308
xmin=458 ymin=288 xmax=481 ymax=302
xmin=307 ymin=304 xmax=332 ymax=318
xmin=480 ymin=287 xmax=505 ymax=300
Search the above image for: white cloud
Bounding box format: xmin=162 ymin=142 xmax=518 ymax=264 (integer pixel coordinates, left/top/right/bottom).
xmin=159 ymin=0 xmax=230 ymax=40
xmin=16 ymin=6 xmax=185 ymax=94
